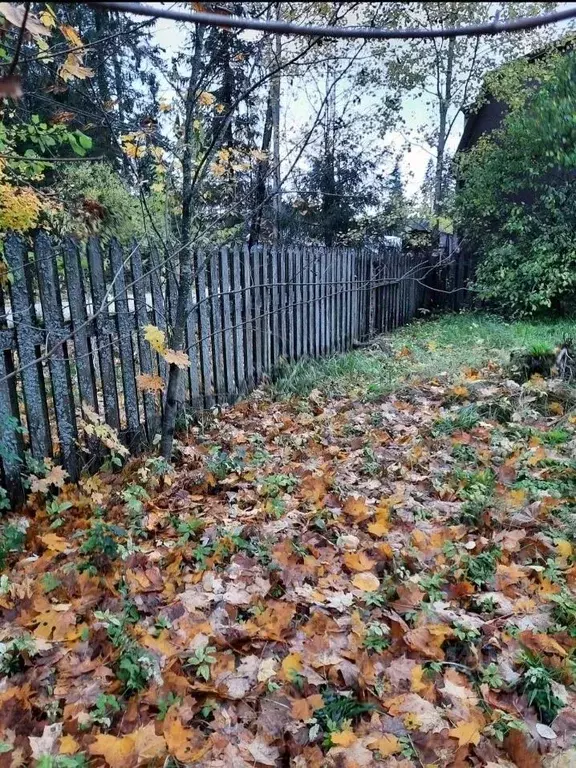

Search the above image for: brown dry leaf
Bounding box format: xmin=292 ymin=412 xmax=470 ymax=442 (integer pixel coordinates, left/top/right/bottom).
xmin=519 ymin=630 xmax=567 ymax=657
xmin=404 ymin=624 xmax=453 ymax=660
xmin=60 ymin=23 xmax=83 ymax=47
xmin=343 ymin=551 xmax=376 ymax=572
xmin=136 ymin=373 xmax=164 ymax=392
xmin=344 ymin=495 xmax=371 ymax=521
xmin=163 ymin=348 xmax=191 ymax=368
xmin=246 ymin=737 xmax=280 ymax=765
xmin=33 ymin=608 xmax=76 ymax=641
xmin=131 ymin=723 xmax=166 ymax=762
xmin=0 ymin=3 xmax=51 ymax=37
xmin=449 ymin=720 xmax=482 ymax=747
xmin=30 ymin=465 xmax=68 ymax=494
xmin=41 ymin=533 xmax=69 ymax=552
xmin=163 ymin=707 xmax=208 ymax=763
xmin=59 ymin=52 xmax=94 ymax=82
xmin=351 ymin=572 xmax=380 ymax=592
xmin=89 ymin=733 xmax=136 ymax=768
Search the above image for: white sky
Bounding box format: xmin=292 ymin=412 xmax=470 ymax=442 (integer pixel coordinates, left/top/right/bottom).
xmin=152 ymin=3 xmax=576 ymax=197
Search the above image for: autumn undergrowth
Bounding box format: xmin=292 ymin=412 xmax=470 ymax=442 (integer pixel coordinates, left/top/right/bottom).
xmin=272 ymin=312 xmax=576 ymax=399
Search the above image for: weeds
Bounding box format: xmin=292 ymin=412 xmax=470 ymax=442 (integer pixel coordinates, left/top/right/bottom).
xmin=518 ymin=651 xmax=565 ymax=724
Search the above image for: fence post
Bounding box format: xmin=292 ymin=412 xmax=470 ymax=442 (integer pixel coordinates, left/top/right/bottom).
xmin=5 ymin=234 xmax=52 ymax=460
xmin=35 ymin=232 xmax=79 ymax=480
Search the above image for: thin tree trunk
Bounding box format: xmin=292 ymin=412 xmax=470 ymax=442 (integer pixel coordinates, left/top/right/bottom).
xmin=271 ymin=4 xmax=282 ymax=244
xmin=160 ymin=25 xmax=206 ymax=459
xmin=433 ymin=35 xmax=455 ymax=217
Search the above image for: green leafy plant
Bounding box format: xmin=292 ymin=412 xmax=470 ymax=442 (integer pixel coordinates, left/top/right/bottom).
xmin=0 ymin=522 xmax=26 ymax=569
xmin=485 ymin=711 xmax=526 ymax=743
xmin=157 ymin=692 xmax=182 ymax=720
xmin=362 ymin=623 xmax=390 ymax=653
xmin=184 ymin=643 xmax=216 ymax=681
xmin=260 ymin=473 xmax=298 ymax=497
xmin=518 ymin=651 xmax=565 ymax=724
xmin=480 ymin=662 xmax=504 ymax=689
xmin=86 ymin=694 xmax=122 ymax=729
xmin=46 ymin=498 xmax=73 ymax=529
xmin=0 ymin=633 xmax=37 ymax=675
xmin=309 ymin=689 xmax=374 ymax=747
xmin=462 ymin=546 xmax=501 ymax=587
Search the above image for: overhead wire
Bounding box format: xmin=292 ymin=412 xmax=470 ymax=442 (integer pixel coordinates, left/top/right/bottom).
xmin=91 ymin=2 xmax=576 ymax=40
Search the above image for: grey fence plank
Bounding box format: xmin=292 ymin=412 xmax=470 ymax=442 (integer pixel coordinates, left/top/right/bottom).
xmin=131 ymin=244 xmax=160 ymax=438
xmin=5 ymin=234 xmax=52 ymax=459
xmin=196 ymin=250 xmax=214 ymax=408
xmin=270 ymin=245 xmax=279 ymax=370
xmin=63 ymin=238 xmax=97 ymax=411
xmin=231 ymin=245 xmax=246 ymax=394
xmin=109 ymin=239 xmax=141 ymax=445
xmin=220 ymin=247 xmax=236 ymax=400
xmin=313 ymin=248 xmax=321 ymax=357
xmin=278 ymin=246 xmax=287 ymax=361
xmin=242 ymin=244 xmax=254 ymax=388
xmin=185 ymin=280 xmax=202 ymax=411
xmin=260 ymin=244 xmax=272 ymax=374
xmin=252 ymin=246 xmax=263 ymax=383
xmin=293 ymin=247 xmax=303 ymax=360
xmin=208 ymin=248 xmax=226 ymax=403
xmin=35 ymin=232 xmax=79 ymax=479
xmin=87 ymin=236 xmax=121 ymax=432
xmin=0 ymin=279 xmax=22 ymax=498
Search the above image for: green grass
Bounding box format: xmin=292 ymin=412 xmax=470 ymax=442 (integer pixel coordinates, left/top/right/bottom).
xmin=271 ymin=313 xmax=576 ymax=399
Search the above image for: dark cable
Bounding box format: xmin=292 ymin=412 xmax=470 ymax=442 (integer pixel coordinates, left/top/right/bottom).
xmin=90 ymin=2 xmax=576 ymax=40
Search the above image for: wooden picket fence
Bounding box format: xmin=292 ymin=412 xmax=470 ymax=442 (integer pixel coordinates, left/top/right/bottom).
xmin=0 ymin=232 xmax=469 ymax=499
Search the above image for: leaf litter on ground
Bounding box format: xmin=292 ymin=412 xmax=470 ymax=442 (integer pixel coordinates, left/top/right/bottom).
xmin=2 ymin=354 xmax=576 ymax=765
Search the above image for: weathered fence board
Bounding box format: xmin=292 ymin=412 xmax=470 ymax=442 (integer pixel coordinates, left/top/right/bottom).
xmin=0 ymin=233 xmax=471 ymax=496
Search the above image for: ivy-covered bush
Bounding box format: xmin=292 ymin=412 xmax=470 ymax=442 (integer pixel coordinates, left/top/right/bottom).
xmin=456 ymin=51 xmax=576 ymax=316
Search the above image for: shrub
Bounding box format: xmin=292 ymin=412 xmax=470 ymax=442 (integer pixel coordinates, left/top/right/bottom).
xmin=456 ymin=52 xmax=576 ymax=316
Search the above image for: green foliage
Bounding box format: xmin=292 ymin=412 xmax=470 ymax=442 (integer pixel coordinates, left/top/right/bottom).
xmin=79 ymin=519 xmax=124 ymax=565
xmin=184 ymin=643 xmax=216 ymax=681
xmin=0 ymin=633 xmax=37 ymax=676
xmin=87 ymin=694 xmax=122 ymax=729
xmin=35 ymin=756 xmax=88 ymax=768
xmin=462 ymin=546 xmax=501 ymax=587
xmin=53 ymin=162 xmax=171 ymax=244
xmin=457 ymin=52 xmax=576 ymax=315
xmin=432 ymin=405 xmax=480 ymax=436
xmin=0 ymin=522 xmax=26 ymax=569
xmin=518 ymin=651 xmax=565 ymax=724
xmin=362 ymin=623 xmax=390 ymax=653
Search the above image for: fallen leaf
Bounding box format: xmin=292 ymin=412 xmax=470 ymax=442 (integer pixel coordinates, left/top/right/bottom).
xmin=331 ymin=729 xmax=357 ymax=747
xmin=343 ymin=551 xmax=376 ymax=572
xmin=351 ymin=572 xmax=380 ymax=592
xmin=89 ymin=733 xmax=135 ymax=768
xmin=449 ymin=720 xmax=482 ymax=747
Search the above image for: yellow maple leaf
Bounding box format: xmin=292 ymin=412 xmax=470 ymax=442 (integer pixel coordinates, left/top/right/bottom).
xmin=331 ymin=729 xmax=357 ymax=747
xmin=372 ymin=734 xmax=400 ymax=756
xmin=143 ymin=324 xmax=166 ymax=354
xmin=39 ymin=8 xmax=57 ymax=29
xmin=163 ymin=349 xmax=190 ymax=369
xmin=411 ymin=665 xmax=427 ymax=693
xmin=448 ymin=720 xmax=482 ymax=747
xmin=281 ymin=652 xmax=303 ymax=679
